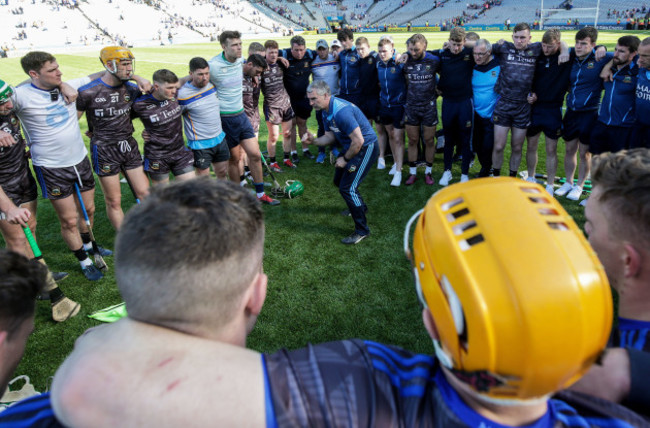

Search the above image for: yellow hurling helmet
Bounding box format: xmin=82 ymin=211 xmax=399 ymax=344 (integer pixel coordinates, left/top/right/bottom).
xmin=99 ymin=46 xmax=135 ymax=78
xmin=404 ymin=178 xmax=612 ymax=401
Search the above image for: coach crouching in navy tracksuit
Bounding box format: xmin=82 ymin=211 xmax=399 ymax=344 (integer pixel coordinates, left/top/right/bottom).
xmin=303 ymin=80 xmax=378 ymax=245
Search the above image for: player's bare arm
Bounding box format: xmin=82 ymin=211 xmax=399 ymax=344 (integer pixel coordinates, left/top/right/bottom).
xmin=0 ymin=186 xmax=30 ymax=226
xmin=558 ymin=41 xmax=570 ymax=64
xmin=600 ymin=58 xmax=615 ymax=81
xmin=303 ymin=130 xmax=335 ymax=147
xmin=335 ymin=127 xmax=363 ymax=168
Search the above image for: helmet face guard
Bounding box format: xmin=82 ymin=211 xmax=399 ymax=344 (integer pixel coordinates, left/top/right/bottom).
xmin=0 ymin=79 xmax=14 ymax=105
xmin=404 ymin=178 xmax=612 ymax=402
xmin=271 ymin=180 xmax=304 ymax=199
xmin=100 ymin=47 xmax=135 ymax=80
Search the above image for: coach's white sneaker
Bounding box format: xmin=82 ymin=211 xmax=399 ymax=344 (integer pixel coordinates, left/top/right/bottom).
xmin=390 ymin=171 xmax=402 ymax=187
xmin=439 ymin=170 xmax=453 ymax=186
xmin=525 ymin=176 xmax=537 ymax=184
xmin=460 ymin=174 xmax=469 ymax=183
xmin=580 ymin=198 xmax=588 ymax=207
xmin=388 ymin=163 xmax=396 ymax=175
xmin=377 ymin=157 xmax=386 ymax=170
xmin=554 ymin=181 xmax=573 ymax=196
xmin=566 ymin=185 xmax=583 ymax=201
xmin=545 ymin=185 xmax=555 ymax=195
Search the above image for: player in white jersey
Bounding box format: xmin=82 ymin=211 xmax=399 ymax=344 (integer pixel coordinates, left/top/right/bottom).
xmin=11 ymin=51 xmax=103 ymax=281
xmin=207 ymin=31 xmax=279 ymax=206
xmin=178 ymin=57 xmax=229 ymax=180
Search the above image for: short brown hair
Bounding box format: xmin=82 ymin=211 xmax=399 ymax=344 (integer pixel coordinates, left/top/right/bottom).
xmin=378 ymin=36 xmax=394 ymax=48
xmin=591 ymin=149 xmax=650 ymax=248
xmin=248 ymin=42 xmax=264 ymax=55
xmin=575 ymin=26 xmax=598 ymax=44
xmin=618 ymin=35 xmax=640 ymax=53
xmin=542 ymin=29 xmax=561 ymax=44
xmin=219 ymin=30 xmax=241 ymax=47
xmin=449 ymin=27 xmax=466 ymax=43
xmin=513 ymin=22 xmax=530 ymax=33
xmin=20 ymin=51 xmax=56 ymax=75
xmin=408 ymin=33 xmax=428 ymax=47
xmin=116 ymin=179 xmax=265 ymax=330
xmin=290 ymin=35 xmax=306 ymax=47
xmin=152 ymin=69 xmax=178 ymax=84
xmin=264 ymin=40 xmax=279 ymax=50
xmin=355 ymin=36 xmax=370 ymax=47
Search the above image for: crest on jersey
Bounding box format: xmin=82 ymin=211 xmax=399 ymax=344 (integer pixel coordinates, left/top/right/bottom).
xmin=272 ymin=67 xmax=277 ymax=74
xmin=426 ymin=65 xmax=431 ymax=71
xmin=491 ymin=70 xmax=497 ymax=77
xmin=349 ymin=57 xmax=357 ymax=63
xmin=587 ymin=62 xmax=594 ymax=69
xmin=391 ymin=67 xmax=396 ymax=73
xmin=368 ymin=58 xmax=373 ymax=64
xmin=348 ymin=165 xmax=357 ymax=173
xmin=527 ymin=50 xmax=533 ymax=56
xmin=493 ymin=115 xmax=498 ymax=123
xmin=464 ymin=55 xmax=470 ymax=61
xmin=466 ymin=121 xmax=472 ymax=128
xmin=10 ymin=117 xmax=17 ymax=125
xmin=124 ymin=94 xmax=131 ymax=102
xmin=51 ymin=188 xmax=62 ymax=197
xmin=304 ymin=62 xmax=309 ymax=68
xmin=623 ymin=76 xmax=632 ymax=83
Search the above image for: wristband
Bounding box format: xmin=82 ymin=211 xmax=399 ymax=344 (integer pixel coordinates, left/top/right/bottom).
xmin=343 ymin=155 xmax=351 ymax=162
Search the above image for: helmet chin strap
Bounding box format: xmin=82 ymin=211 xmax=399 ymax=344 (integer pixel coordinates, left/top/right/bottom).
xmin=105 ymin=60 xmax=131 ymax=81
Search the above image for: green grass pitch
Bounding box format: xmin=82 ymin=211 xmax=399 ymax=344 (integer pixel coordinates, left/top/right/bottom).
xmin=1 ymin=29 xmax=644 ymax=391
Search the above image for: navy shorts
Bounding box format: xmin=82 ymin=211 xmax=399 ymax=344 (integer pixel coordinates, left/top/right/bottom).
xmin=377 ymin=104 xmax=405 ymax=129
xmin=222 ymin=112 xmax=256 ymax=149
xmin=33 ymin=157 xmax=95 ymax=200
xmin=404 ymin=102 xmax=438 ymax=127
xmin=263 ymin=103 xmax=295 ymax=125
xmin=589 ymin=121 xmax=633 ymax=155
xmin=144 ymin=148 xmax=195 ymax=180
xmin=91 ymin=137 xmax=143 ymax=177
xmin=359 ymin=97 xmax=379 ymax=121
xmin=290 ymin=98 xmax=312 ymax=120
xmin=492 ymin=98 xmax=531 ymax=129
xmin=562 ymin=109 xmax=597 ymax=145
xmin=1 ymin=168 xmax=37 ymax=207
xmin=193 ymin=143 xmax=230 ymax=170
xmin=631 ymin=123 xmax=650 ymax=149
xmin=526 ymin=105 xmax=563 ymax=140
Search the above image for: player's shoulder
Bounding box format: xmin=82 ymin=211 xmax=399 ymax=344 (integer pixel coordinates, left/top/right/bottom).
xmin=551 ymin=390 xmax=649 ymax=427
xmin=424 ymin=51 xmax=440 ymax=63
xmin=77 ymin=77 xmax=103 ymax=93
xmin=0 ymin=392 xmax=64 ymax=427
xmin=133 ymin=93 xmax=154 ymax=104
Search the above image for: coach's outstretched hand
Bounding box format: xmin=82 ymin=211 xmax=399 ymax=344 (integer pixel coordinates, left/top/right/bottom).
xmin=302 ymin=132 xmax=314 ymax=145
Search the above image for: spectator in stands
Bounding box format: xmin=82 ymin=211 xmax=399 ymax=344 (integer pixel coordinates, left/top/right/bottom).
xmin=471 ymin=38 xmax=499 ymax=177
xmin=525 ymin=29 xmax=571 ymax=194
xmin=571 ymin=148 xmax=650 ymax=419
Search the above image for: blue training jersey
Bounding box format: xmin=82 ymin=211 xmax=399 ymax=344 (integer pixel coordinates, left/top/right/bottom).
xmin=598 ymin=61 xmax=638 ymax=127
xmin=636 ymin=67 xmax=650 ymax=126
xmin=338 ymin=46 xmax=362 ymax=96
xmin=472 ymin=57 xmax=501 ymax=119
xmin=377 ymin=56 xmax=406 ymax=108
xmin=610 ymin=317 xmax=650 ymax=352
xmin=566 ymin=50 xmax=614 ymax=112
xmin=322 ymin=97 xmax=377 ymax=151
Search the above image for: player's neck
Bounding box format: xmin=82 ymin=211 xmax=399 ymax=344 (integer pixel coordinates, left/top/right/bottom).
xmin=30 ymin=79 xmax=56 ymax=91
xmin=443 ymin=369 xmax=548 ymax=426
xmin=618 ymin=280 xmax=650 ymax=321
xmin=101 ymin=72 xmax=122 ymax=87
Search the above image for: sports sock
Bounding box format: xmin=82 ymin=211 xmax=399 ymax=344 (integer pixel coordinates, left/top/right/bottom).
xmin=270 ymin=156 xmax=276 ymax=163
xmin=509 ymin=170 xmax=517 ymax=177
xmin=254 ymin=183 xmax=264 ymax=194
xmin=73 ymin=247 xmax=92 ymax=268
xmin=80 ymin=232 xmax=91 ymax=251
xmin=284 ymin=153 xmax=290 ymax=160
xmin=302 ymin=149 xmax=310 ymax=154
xmin=490 ymin=167 xmax=501 ymax=176
xmin=409 ymin=161 xmax=417 ymax=176
xmin=240 ymin=174 xmax=245 ymax=182
xmin=48 ymin=287 xmax=64 ymax=304
xmin=291 ymin=150 xmax=297 ymax=156
xmin=425 ymin=163 xmax=432 ymax=175
xmin=240 ymin=180 xmax=246 ymax=187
